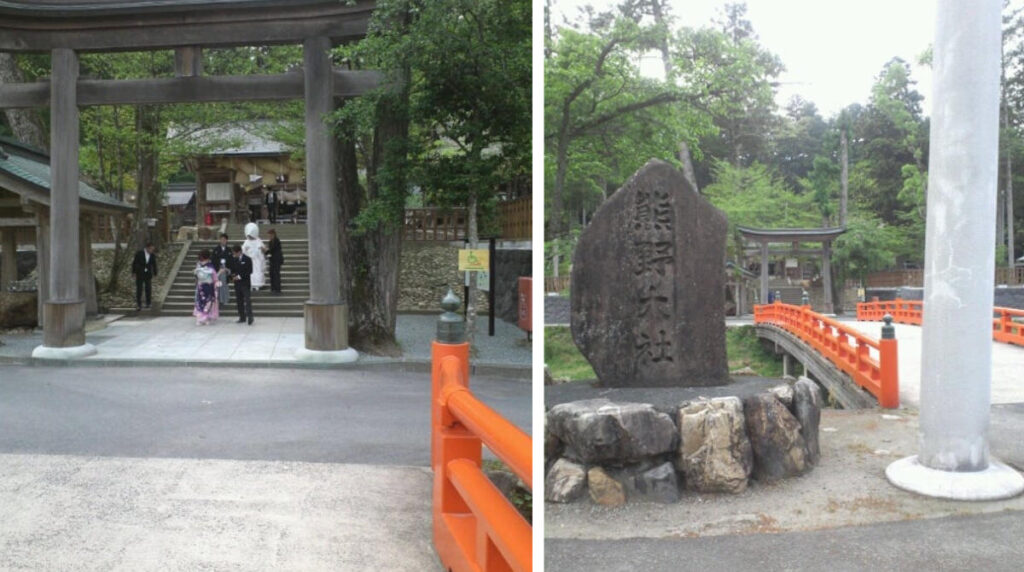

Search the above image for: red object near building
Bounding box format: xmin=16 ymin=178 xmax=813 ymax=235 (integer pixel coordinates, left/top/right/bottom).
xmin=204 ymin=211 xmax=213 ymax=225
xmin=517 ymin=277 xmax=532 ymax=334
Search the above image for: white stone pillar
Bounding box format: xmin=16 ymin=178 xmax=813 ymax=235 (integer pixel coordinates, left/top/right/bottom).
xmin=296 ymin=36 xmax=356 ymax=363
xmin=33 ymin=48 xmax=95 ymax=359
xmin=886 ymin=0 xmax=1022 ymax=500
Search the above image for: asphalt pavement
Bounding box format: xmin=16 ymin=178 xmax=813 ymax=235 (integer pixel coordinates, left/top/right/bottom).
xmin=547 ymin=511 xmax=1024 ymax=571
xmin=0 ymin=365 xmax=530 ymax=465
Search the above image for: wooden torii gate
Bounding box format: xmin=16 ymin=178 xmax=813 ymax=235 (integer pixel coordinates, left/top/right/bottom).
xmin=738 ymin=226 xmax=847 ymax=314
xmin=0 ymin=0 xmax=379 ymax=361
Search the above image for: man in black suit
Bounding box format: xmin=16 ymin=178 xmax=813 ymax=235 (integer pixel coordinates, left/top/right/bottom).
xmin=131 ymin=242 xmax=157 ymax=310
xmin=266 ymin=228 xmax=284 ymax=294
xmin=265 ymin=189 xmax=279 ymax=224
xmin=211 ymin=233 xmax=232 ymax=307
xmin=227 ymin=244 xmax=254 ymax=325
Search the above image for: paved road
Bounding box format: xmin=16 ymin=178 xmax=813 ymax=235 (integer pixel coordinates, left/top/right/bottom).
xmin=547 ymin=511 xmax=1024 ymax=571
xmin=841 ymin=319 xmax=1024 ymax=407
xmin=0 ymin=365 xmax=530 ymax=570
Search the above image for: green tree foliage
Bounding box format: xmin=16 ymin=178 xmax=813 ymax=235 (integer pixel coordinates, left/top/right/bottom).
xmin=335 ymin=0 xmax=530 ymax=348
xmin=703 ymin=160 xmax=819 ymax=260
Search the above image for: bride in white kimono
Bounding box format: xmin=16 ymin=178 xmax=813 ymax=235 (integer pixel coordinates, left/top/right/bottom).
xmin=241 ymin=222 xmax=267 ymax=291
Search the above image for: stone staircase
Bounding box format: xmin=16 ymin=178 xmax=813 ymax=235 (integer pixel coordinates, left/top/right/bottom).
xmin=161 ymin=224 xmax=310 ymax=317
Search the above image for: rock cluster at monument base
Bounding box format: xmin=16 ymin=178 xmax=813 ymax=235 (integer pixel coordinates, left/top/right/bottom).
xmin=570 ymin=159 xmax=730 ymax=388
xmin=544 ymin=377 xmax=822 ymax=506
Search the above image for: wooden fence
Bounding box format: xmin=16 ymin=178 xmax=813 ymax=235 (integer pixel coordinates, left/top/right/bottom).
xmin=404 ymin=208 xmax=468 ymax=242
xmin=866 ymin=267 xmax=1024 ymax=288
xmin=403 ymin=198 xmax=533 ymax=242
xmin=498 ymin=196 xmax=531 ymax=240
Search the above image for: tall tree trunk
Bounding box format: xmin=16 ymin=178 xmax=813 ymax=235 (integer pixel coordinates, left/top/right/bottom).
xmin=348 ymin=77 xmax=409 ymax=356
xmin=107 ymin=106 xmax=129 ymax=293
xmin=840 ymin=127 xmax=849 ymax=226
xmin=0 ymin=53 xmax=47 ymax=151
xmin=551 ymin=111 xmax=570 ymax=237
xmin=133 ymin=105 xmax=162 ymax=249
xmin=649 ymin=1 xmax=700 ymax=193
xmin=1008 ymin=127 xmax=1016 ymax=272
xmin=335 ymin=99 xmax=360 ymax=310
xmin=465 ymin=190 xmax=479 ymax=347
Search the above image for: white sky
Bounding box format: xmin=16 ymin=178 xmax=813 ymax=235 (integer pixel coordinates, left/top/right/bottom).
xmin=549 ymin=0 xmax=941 ymax=118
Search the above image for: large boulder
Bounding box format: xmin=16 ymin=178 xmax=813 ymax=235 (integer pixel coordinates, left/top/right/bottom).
xmin=793 ymin=377 xmax=822 ymax=465
xmin=587 ymin=467 xmax=625 ymax=507
xmin=677 ymin=397 xmax=753 ymax=493
xmin=743 ymin=393 xmax=808 ymax=481
xmin=545 ymin=458 xmax=587 ymax=503
xmin=544 ymin=421 xmax=563 ymax=472
xmin=546 ymin=399 xmax=677 ymax=464
xmin=570 ymin=159 xmax=730 ymax=387
xmin=620 ymin=461 xmax=679 ymax=503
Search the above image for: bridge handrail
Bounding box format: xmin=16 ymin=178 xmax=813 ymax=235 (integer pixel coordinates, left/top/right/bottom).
xmin=857 ymin=298 xmax=1024 ymax=347
xmin=755 ymin=301 xmax=899 ymax=408
xmin=431 ymin=297 xmax=532 ymax=572
xmin=856 ymin=298 xmax=923 ymax=325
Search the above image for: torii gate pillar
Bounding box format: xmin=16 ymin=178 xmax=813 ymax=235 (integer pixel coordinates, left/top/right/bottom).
xmin=32 ymin=48 xmax=96 ymax=359
xmin=295 ymin=36 xmax=357 ymax=363
xmin=886 ymin=0 xmax=1023 ymax=500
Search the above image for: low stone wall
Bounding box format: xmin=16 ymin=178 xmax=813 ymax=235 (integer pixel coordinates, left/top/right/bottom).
xmin=399 ymin=243 xmax=532 ymax=321
xmin=0 ymin=290 xmax=37 ymax=328
xmin=545 ymin=377 xmax=821 ymax=505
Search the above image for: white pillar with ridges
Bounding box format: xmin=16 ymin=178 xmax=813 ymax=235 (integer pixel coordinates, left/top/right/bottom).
xmin=885 ymin=0 xmax=1023 ymax=500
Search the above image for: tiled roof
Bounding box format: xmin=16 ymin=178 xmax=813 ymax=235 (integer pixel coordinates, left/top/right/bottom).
xmin=0 ymin=140 xmax=132 ymax=211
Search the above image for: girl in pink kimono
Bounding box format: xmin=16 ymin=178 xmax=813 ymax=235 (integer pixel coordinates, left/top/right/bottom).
xmin=193 ymin=249 xmax=220 ymax=325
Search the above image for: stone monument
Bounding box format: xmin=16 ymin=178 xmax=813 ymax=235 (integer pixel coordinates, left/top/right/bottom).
xmin=570 ymin=159 xmax=729 ymax=387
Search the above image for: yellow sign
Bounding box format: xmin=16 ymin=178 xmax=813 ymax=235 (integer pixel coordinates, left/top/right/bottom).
xmin=458 ymin=249 xmax=490 ymax=272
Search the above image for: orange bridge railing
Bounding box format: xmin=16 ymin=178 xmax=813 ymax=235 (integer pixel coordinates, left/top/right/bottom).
xmin=755 ymin=301 xmax=899 ymax=408
xmin=857 ymin=298 xmax=1024 ymax=347
xmin=431 ymin=292 xmax=532 ymax=572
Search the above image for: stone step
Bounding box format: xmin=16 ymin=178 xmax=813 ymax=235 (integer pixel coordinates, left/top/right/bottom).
xmin=164 ymin=295 xmax=310 ymax=303
xmin=160 ymin=309 xmax=304 ymax=317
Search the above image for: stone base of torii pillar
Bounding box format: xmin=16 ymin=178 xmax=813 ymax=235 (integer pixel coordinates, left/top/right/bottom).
xmin=31 ymin=300 xmax=97 ymax=359
xmin=294 ymin=301 xmax=358 ymax=363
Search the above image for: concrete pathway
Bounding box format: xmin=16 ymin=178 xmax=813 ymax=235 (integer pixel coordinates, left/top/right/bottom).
xmin=839 ymin=319 xmax=1024 ymax=407
xmin=0 ymin=454 xmax=437 ymax=571
xmin=0 ymin=313 xmax=531 ymax=371
xmin=0 ymin=365 xmax=531 ymax=570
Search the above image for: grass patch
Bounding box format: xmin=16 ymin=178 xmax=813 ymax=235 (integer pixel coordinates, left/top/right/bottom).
xmin=544 ymin=326 xmax=595 ymax=381
xmin=544 ymin=324 xmax=783 ymax=380
xmin=726 ymin=325 xmax=784 ymax=377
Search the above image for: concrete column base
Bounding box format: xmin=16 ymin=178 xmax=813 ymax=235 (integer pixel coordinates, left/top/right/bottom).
xmin=303 ymin=301 xmax=349 ymax=351
xmin=294 ymin=346 xmax=359 ymax=363
xmin=886 ymin=455 xmax=1024 ymax=501
xmin=32 ymin=343 xmax=97 ymax=360
xmin=41 ymin=300 xmax=87 ymax=347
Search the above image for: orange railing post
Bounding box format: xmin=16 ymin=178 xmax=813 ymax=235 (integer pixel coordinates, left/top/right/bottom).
xmin=877 ymin=315 xmax=900 ymax=408
xmin=431 ymin=290 xmax=532 ymax=572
